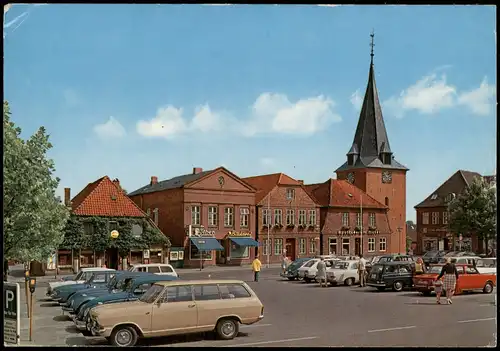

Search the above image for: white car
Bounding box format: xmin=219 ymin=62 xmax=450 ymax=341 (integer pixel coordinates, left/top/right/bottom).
xmin=325 ymin=260 xmax=360 ymax=286
xmin=475 ymin=258 xmax=496 ymax=274
xmin=298 ymin=258 xmax=337 ymax=283
xmin=127 ymin=263 xmax=178 ymax=277
xmin=47 ymin=268 xmax=116 ymax=295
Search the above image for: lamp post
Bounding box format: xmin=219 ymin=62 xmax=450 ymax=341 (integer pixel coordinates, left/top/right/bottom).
xmin=360 ymin=195 xmax=363 ymax=256
xmin=266 ymin=193 xmax=271 ymax=268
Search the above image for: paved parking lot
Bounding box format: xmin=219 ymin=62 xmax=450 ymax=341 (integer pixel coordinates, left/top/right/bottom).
xmin=17 ymin=268 xmax=497 ymax=347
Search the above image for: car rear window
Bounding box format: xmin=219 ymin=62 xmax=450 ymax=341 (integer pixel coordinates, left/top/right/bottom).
xmin=218 ymin=284 xmax=251 ymax=299
xmin=160 ymin=266 xmax=173 ymax=273
xmin=148 ymin=266 xmax=161 ymax=273
xmin=194 ymin=285 xmax=221 ymax=301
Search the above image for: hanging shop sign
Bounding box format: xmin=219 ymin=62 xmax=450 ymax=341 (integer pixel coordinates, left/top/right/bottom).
xmin=110 ymin=230 xmax=119 ymax=239
xmin=227 ymin=231 xmax=252 ymax=237
xmin=187 ymin=225 xmax=215 ymax=237
xmin=143 ymin=250 xmax=150 ymax=259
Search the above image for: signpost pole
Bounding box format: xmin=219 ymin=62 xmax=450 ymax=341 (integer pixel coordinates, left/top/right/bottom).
xmin=267 ymin=194 xmax=270 ymax=268
xmin=29 ymin=293 xmax=33 ymax=341
xmin=24 ymin=269 xmax=29 ymax=318
xmin=3 ymin=282 xmax=21 ymax=345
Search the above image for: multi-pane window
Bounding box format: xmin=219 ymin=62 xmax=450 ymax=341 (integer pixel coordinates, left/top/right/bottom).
xmin=109 ymin=221 xmax=118 ymax=231
xmin=328 ymin=238 xmax=337 ymax=255
xmin=224 ymin=207 xmax=234 ymax=227
xmin=153 ymin=208 xmax=159 ymax=225
xmin=191 ymin=206 xmax=200 ymax=226
xmin=262 ymin=209 xmax=271 ymax=226
xmin=342 ymin=213 xmax=350 ymax=227
xmin=274 ymin=209 xmax=282 ymax=225
xmin=286 ymin=188 xmax=295 ymax=200
xmin=442 ymin=212 xmax=449 ymax=225
xmin=274 ymin=239 xmax=283 ymax=255
xmin=356 ymin=213 xmax=362 ymax=228
xmin=422 ymin=212 xmax=429 ymax=225
xmin=310 ymin=239 xmax=316 ymax=254
xmin=299 ymin=238 xmax=306 ymax=254
xmin=369 ymin=213 xmax=376 ymax=227
xmin=240 ymin=208 xmax=249 ymax=228
xmin=286 ymin=209 xmax=295 ymax=226
xmin=262 ymin=239 xmax=270 ymax=256
xmin=308 ymin=210 xmax=316 ymax=226
xmin=208 ymin=206 xmax=218 ymax=227
xmin=379 ymin=237 xmax=387 ymax=252
xmin=298 ymin=210 xmax=306 ymax=225
xmin=368 ymin=238 xmax=375 ymax=252
xmin=431 ymin=212 xmax=439 ymax=225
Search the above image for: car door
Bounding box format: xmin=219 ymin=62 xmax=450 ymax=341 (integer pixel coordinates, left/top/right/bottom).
xmin=460 ymin=266 xmax=480 ymax=291
xmin=382 ymin=265 xmax=398 ymax=284
xmin=150 ymin=285 xmax=198 ymax=336
xmin=454 ymin=266 xmax=465 ymax=292
xmin=193 ymin=284 xmax=223 ymax=329
xmin=350 ymin=263 xmax=359 ymax=282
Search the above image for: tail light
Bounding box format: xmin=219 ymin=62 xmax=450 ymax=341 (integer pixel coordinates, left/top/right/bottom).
xmin=261 ymin=306 xmax=264 ymax=316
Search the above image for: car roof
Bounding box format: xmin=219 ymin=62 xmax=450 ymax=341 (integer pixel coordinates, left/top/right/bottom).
xmin=132 ymin=275 xmax=179 ymax=284
xmin=131 ymin=263 xmax=173 ymax=267
xmin=377 ymin=261 xmax=412 ymax=265
xmin=155 ymin=279 xmax=244 ymax=287
xmin=81 ymin=268 xmax=116 ymax=272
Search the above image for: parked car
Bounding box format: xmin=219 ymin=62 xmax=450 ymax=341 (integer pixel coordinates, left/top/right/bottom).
xmin=74 ymin=274 xmax=179 ymax=336
xmin=63 ymin=272 xmax=150 ymax=315
xmin=422 ymin=251 xmax=446 ymax=266
xmin=298 ymin=258 xmax=337 ymax=283
xmin=413 ymin=264 xmax=496 ymax=296
xmin=366 ymin=261 xmax=414 ymax=292
xmin=88 ymin=279 xmax=265 ymax=346
xmin=47 ymin=268 xmax=116 ymax=296
xmin=51 ymin=271 xmax=117 ymax=303
xmin=438 ymin=256 xmax=479 ymax=265
xmin=378 ymin=254 xmax=415 ymax=263
xmin=325 ymin=260 xmax=360 ymax=286
xmin=127 ymin=263 xmax=179 ymax=277
xmin=475 ymin=258 xmax=497 ymax=274
xmin=280 ymin=257 xmax=313 ymax=281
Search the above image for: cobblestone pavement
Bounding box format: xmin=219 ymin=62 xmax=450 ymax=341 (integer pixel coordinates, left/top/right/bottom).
xmin=12 ymin=269 xmax=497 ymax=347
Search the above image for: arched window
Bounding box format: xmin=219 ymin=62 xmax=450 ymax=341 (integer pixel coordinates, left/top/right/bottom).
xmin=385 ymin=197 xmax=389 ymax=206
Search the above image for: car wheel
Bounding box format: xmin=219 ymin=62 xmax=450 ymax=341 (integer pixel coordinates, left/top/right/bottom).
xmin=215 ymin=318 xmax=239 ymax=340
xmin=110 ymin=326 xmax=138 ymax=347
xmin=392 ymin=281 xmax=404 ymax=292
xmin=288 ymin=277 xmax=295 ymax=281
xmin=421 ymin=291 xmax=431 ymax=296
xmin=344 ymin=278 xmax=354 ymax=286
xmin=377 ymin=287 xmax=385 ymax=292
xmin=483 ymin=281 xmax=494 ymax=294
xmin=304 ymin=277 xmax=311 ymax=283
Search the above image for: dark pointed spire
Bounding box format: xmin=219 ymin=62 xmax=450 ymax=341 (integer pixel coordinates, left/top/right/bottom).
xmin=336 ymin=32 xmax=408 ymax=172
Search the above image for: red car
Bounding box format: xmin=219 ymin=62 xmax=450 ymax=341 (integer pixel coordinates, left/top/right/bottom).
xmin=413 ymin=264 xmax=496 ymax=296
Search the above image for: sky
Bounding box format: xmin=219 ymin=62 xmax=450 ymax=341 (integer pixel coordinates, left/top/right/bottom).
xmin=4 ymin=4 xmax=497 ymax=221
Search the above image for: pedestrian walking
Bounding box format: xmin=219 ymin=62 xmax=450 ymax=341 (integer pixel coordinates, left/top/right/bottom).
xmin=434 ymin=277 xmax=444 ymax=304
xmin=252 ymin=255 xmax=262 ymax=282
xmin=414 ymin=257 xmax=426 ymax=275
xmin=281 ymin=251 xmax=288 ymax=274
xmin=358 ymin=254 xmax=367 ymax=287
xmin=436 ymin=257 xmax=459 ymax=305
xmin=316 ymin=257 xmax=327 ymax=287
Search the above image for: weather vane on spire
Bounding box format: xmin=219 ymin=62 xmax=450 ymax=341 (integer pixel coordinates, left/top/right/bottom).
xmin=370 ymin=29 xmax=375 ymax=63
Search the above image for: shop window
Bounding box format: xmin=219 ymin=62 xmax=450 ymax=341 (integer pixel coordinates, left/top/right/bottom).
xmin=130 ymin=251 xmax=143 ymax=265
xmin=190 ymin=242 xmax=213 ymax=260
xmin=230 ymin=241 xmax=249 ymax=259
xmin=80 ymin=250 xmax=94 ymax=267
xmin=57 ymin=251 xmax=72 ymax=267
xmin=342 ymin=238 xmax=350 ymax=255
xmin=328 ymin=238 xmax=337 ymax=255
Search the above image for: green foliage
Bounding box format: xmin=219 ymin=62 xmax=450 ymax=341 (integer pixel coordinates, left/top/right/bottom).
xmin=3 ymin=101 xmax=70 ymax=262
xmin=406 ymin=236 xmax=413 ymax=251
xmin=61 ymin=215 xmax=170 ymax=256
xmin=448 ymin=177 xmax=497 ymax=247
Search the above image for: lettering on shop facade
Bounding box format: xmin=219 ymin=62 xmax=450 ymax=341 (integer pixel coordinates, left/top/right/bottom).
xmin=227 ymin=231 xmax=252 ymax=238
xmin=187 ymin=226 xmax=216 ymax=238
xmin=336 ymin=230 xmax=380 ymax=235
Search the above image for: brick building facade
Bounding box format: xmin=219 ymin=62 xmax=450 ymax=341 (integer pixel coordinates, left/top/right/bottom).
xmin=129 ymin=167 xmax=258 ymax=268
xmin=242 ymin=173 xmax=320 ymax=264
xmin=305 ymin=179 xmax=392 ymax=257
xmin=335 ymin=46 xmax=408 ymax=254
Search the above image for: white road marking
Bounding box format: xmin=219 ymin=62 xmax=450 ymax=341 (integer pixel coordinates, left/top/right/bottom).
xmin=240 ymin=323 xmax=272 ymax=328
xmin=222 ymin=336 xmax=318 ymax=347
xmin=368 ymin=326 xmax=417 ymax=333
xmin=457 ymin=317 xmax=496 ymax=324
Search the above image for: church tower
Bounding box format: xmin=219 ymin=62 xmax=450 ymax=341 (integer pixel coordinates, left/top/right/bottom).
xmin=335 ymin=32 xmax=409 ymax=254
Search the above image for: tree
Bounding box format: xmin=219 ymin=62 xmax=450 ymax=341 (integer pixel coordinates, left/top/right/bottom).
xmin=3 ymin=101 xmax=70 ymax=262
xmin=448 ymin=177 xmax=496 ymax=253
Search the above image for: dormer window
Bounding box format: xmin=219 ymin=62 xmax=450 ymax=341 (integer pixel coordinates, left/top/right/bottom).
xmin=286 ymin=188 xmax=295 ymax=200
xmin=430 ymin=193 xmax=438 ymax=200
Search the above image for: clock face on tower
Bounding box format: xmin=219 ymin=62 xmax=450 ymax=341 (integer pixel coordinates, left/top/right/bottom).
xmin=382 ymin=171 xmax=392 ymax=184
xmin=347 ymin=173 xmax=355 ymax=184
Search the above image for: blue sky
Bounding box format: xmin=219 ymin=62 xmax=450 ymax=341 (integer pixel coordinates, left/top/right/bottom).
xmin=4 ymin=4 xmax=496 ymax=221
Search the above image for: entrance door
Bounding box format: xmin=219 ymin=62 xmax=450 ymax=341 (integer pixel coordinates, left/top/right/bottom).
xmin=106 ymin=248 xmax=119 ymax=269
xmin=354 ymin=238 xmax=361 ymax=256
xmin=285 ymin=239 xmax=296 ymax=261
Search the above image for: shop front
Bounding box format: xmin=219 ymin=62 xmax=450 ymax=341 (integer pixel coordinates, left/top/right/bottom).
xmin=224 ymin=231 xmax=259 ymax=266
xmin=185 ymin=226 xmax=224 ymax=268
xmin=329 ymin=229 xmax=382 ymax=256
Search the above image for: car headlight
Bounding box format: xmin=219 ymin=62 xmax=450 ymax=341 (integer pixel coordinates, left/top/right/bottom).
xmin=82 ymin=294 xmax=87 ymax=297
xmin=98 ymin=302 xmax=103 ymax=305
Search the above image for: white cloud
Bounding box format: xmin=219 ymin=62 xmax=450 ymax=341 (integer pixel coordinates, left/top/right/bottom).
xmin=136 ymin=93 xmax=341 ymax=139
xmin=350 ymin=89 xmax=363 ymax=111
xmin=457 ymin=77 xmax=496 ymax=116
xmin=93 ymin=116 xmax=126 ymax=139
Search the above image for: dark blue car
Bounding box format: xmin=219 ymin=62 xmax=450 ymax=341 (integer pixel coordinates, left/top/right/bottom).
xmin=74 ymin=275 xmax=178 ymax=335
xmin=52 ymin=271 xmax=117 ymax=304
xmin=63 ymin=272 xmax=151 ymax=314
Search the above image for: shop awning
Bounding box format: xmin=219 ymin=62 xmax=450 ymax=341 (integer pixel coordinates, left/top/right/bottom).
xmin=229 ymin=237 xmax=260 ymax=247
xmin=190 ymin=238 xmax=224 ymax=251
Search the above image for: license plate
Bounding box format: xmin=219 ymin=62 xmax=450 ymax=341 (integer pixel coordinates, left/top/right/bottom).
xmin=371 ymin=274 xmax=376 ymax=279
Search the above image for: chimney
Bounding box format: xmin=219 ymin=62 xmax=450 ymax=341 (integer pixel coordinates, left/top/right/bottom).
xmin=150 ymin=176 xmax=158 ymax=185
xmin=192 ymin=167 xmax=203 ymax=175
xmin=64 ymin=188 xmax=71 ymax=207
xmin=112 ymin=178 xmax=120 ymax=187
xmin=298 ymin=180 xmax=304 ymax=185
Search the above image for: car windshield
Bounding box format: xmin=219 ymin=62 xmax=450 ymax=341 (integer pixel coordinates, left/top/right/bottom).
xmin=304 ymin=260 xmax=316 ymax=268
xmin=423 ymin=252 xmax=437 ymax=258
xmin=378 ymin=257 xmax=393 ymax=263
xmin=371 ymin=264 xmax=384 ymax=273
xmin=429 ymin=266 xmax=443 ymax=274
xmin=333 ymin=262 xmax=349 ymax=270
xmin=74 ymin=271 xmax=84 ymax=280
xmin=139 ymin=284 xmax=164 ymax=303
xmin=84 ymin=274 xmax=95 ymax=284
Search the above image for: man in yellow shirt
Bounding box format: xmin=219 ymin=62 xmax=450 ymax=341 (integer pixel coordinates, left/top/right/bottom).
xmin=252 ymin=254 xmax=262 ymax=282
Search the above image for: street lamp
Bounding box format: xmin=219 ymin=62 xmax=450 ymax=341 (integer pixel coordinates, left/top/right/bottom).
xmin=397 ymin=227 xmax=402 ymax=254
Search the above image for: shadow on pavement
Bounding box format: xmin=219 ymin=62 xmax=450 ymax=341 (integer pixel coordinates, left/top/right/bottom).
xmin=38 ymin=298 xmax=53 ymax=303
xmin=65 ymin=325 xmax=82 ymax=334
xmin=40 ymin=302 xmax=60 ymax=307
xmin=65 ymin=336 xmax=99 ymax=346
xmin=53 ymin=315 xmax=72 ymax=322
xmin=405 ymin=302 xmax=440 ymax=305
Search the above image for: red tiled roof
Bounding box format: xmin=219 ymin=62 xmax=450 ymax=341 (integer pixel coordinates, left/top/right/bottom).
xmin=71 ymin=176 xmax=146 ymax=217
xmin=242 ymin=173 xmax=302 ymax=203
xmin=304 ymin=179 xmax=386 ymax=209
